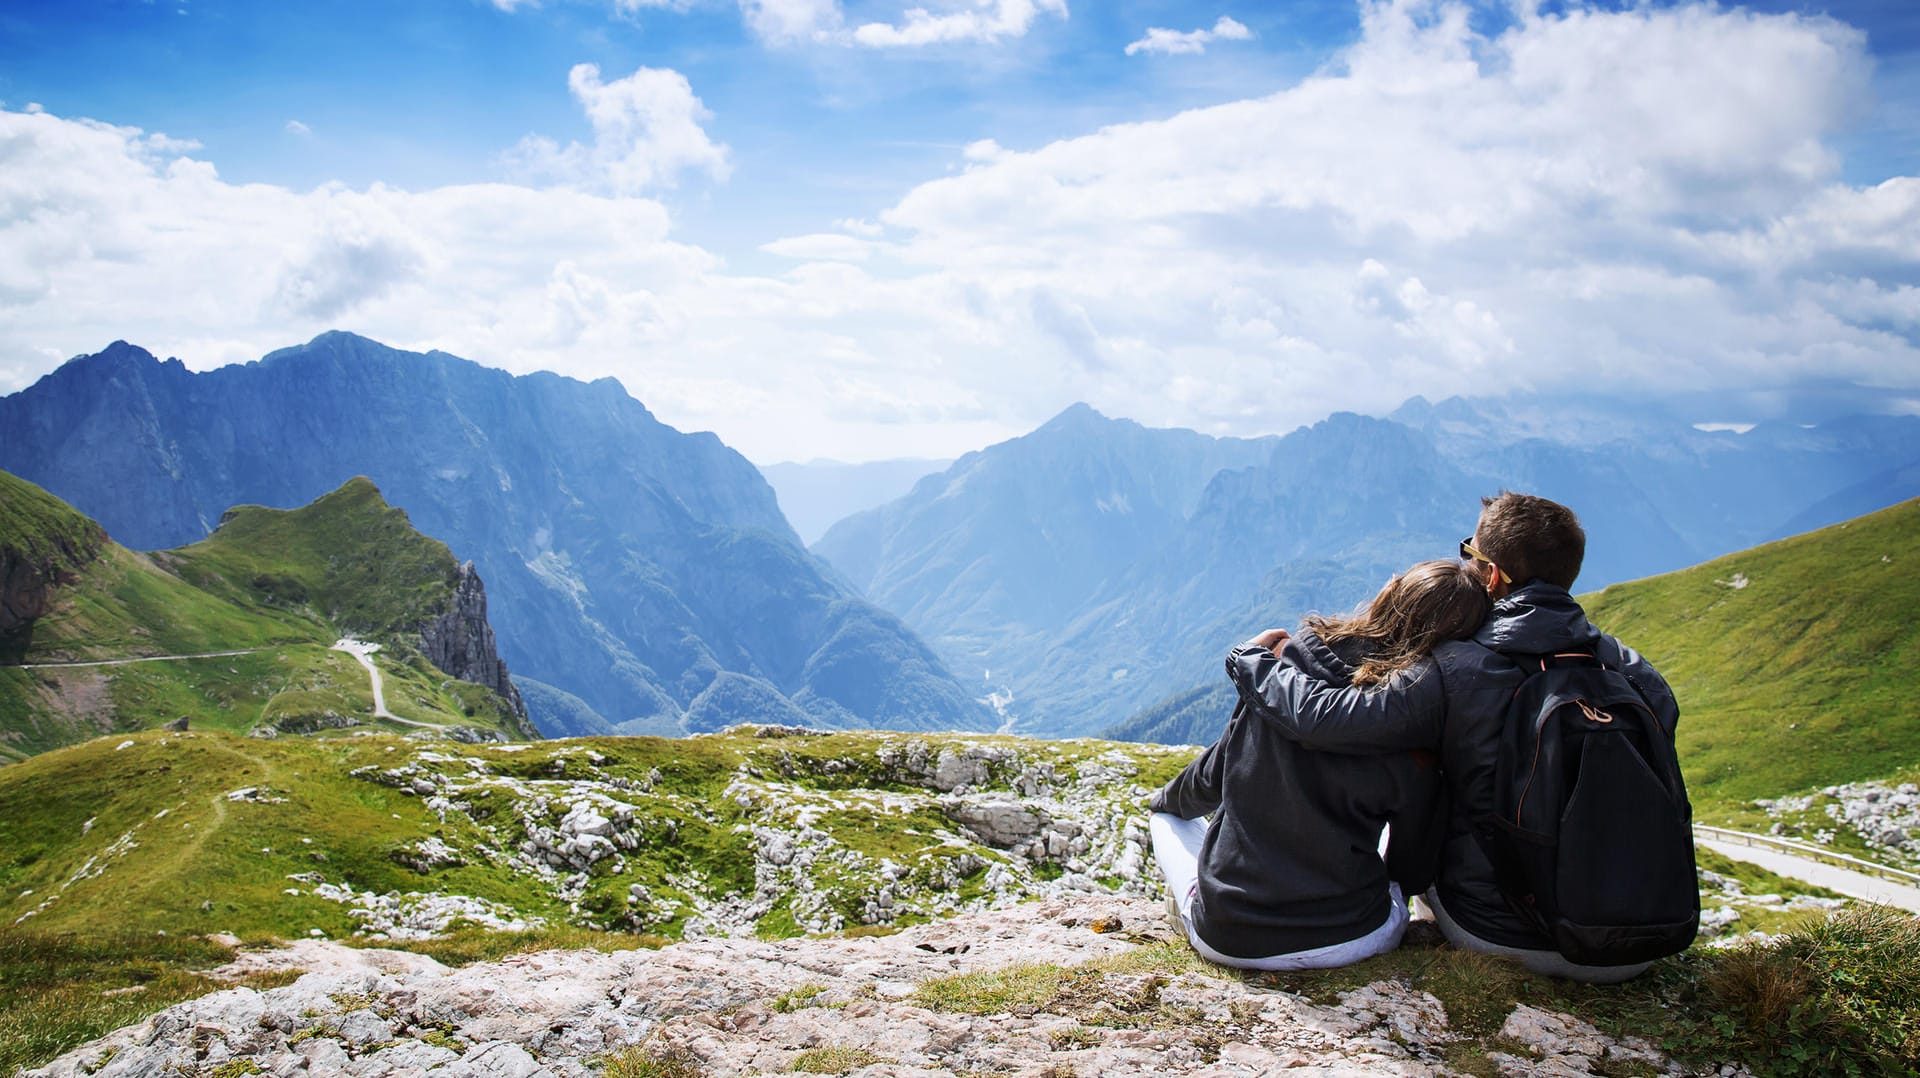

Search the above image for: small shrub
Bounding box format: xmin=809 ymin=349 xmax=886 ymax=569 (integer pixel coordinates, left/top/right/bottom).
xmin=1699 ymin=903 xmax=1920 ymax=1076
xmin=771 ymin=983 xmax=828 ymax=1012
xmin=789 ymin=1046 xmax=886 ymax=1073
xmin=1049 ymin=1025 xmax=1099 ymax=1050
xmin=912 ymin=962 xmax=1074 ymax=1015
xmin=1417 ymin=949 xmax=1528 ymax=1037
xmin=421 ymin=1028 xmax=466 ymax=1054
xmin=597 ymin=1043 xmax=702 ymax=1078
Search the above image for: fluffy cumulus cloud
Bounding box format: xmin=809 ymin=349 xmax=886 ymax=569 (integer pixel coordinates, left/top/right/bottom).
xmin=851 ymin=0 xmax=1067 ymax=48
xmin=1125 ymin=16 xmax=1253 ymax=57
xmin=503 ymin=64 xmax=729 ymax=192
xmin=735 ymin=0 xmax=1065 ymax=49
xmin=738 ymin=0 xmax=845 ymax=45
xmin=3 ymin=1 xmax=1919 ymax=462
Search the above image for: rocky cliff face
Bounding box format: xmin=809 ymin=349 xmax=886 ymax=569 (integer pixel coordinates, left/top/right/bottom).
xmin=417 ymin=560 xmax=534 ymax=739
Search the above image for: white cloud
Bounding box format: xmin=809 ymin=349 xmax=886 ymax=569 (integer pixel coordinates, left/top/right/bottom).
xmin=2 ymin=2 xmax=1917 ymax=463
xmin=739 ymin=0 xmax=845 ymax=45
xmin=284 ymin=119 xmax=312 ymax=137
xmin=1124 ymin=15 xmax=1252 ymax=57
xmin=737 ymin=0 xmax=1063 ymax=48
xmin=835 ymin=217 xmax=884 ymax=237
xmin=851 ymin=0 xmax=1067 ymax=48
xmin=761 ymin=233 xmax=880 ymax=261
xmin=503 ymin=64 xmax=729 ymax=193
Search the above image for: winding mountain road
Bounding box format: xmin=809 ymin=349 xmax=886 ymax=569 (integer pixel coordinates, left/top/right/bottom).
xmin=329 ymin=638 xmax=450 ymax=731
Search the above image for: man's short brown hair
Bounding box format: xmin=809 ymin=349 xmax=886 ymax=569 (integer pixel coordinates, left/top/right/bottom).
xmin=1475 ymin=492 xmax=1585 ymax=589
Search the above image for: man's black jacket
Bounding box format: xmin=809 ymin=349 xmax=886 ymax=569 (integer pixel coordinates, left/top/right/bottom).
xmin=1226 ymin=583 xmax=1680 ymax=949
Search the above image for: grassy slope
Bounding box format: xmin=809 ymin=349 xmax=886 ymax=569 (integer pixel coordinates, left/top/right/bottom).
xmin=1580 ymin=498 xmax=1920 ymax=816
xmin=0 ymin=476 xmax=526 ymax=756
xmin=162 ymin=476 xmax=460 ymax=636
xmin=0 ymin=728 xmax=1190 ymax=940
xmin=0 ymin=471 xmax=104 ymax=593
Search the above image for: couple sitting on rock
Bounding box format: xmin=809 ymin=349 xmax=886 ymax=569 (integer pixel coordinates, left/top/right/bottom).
xmin=1149 ymin=492 xmax=1694 ymax=982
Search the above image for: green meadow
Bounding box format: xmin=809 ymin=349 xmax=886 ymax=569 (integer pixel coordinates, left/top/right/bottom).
xmin=1581 ymin=498 xmax=1920 ymax=818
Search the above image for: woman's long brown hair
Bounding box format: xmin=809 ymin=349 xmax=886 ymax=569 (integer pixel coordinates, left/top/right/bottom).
xmin=1301 ymin=560 xmax=1491 ymax=688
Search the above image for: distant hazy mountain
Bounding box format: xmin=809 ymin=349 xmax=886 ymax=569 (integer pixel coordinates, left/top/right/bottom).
xmin=815 ymin=398 xmax=1920 ymax=737
xmin=0 ymin=334 xmax=992 ymax=738
xmin=759 ymin=458 xmax=951 ymax=545
xmin=813 ymin=404 xmax=1278 ymax=732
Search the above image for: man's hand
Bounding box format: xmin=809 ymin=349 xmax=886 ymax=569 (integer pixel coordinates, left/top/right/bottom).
xmin=1248 ymin=628 xmax=1290 ymax=651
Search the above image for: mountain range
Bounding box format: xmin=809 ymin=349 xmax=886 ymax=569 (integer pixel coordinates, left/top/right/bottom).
xmin=7 ymin=332 xmax=1918 ymax=743
xmin=0 ymin=334 xmax=992 ymax=739
xmin=817 ymin=399 xmax=1920 ymax=736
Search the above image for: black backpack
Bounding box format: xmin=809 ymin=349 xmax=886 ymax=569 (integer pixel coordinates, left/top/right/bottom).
xmin=1478 ymin=652 xmax=1699 ymax=966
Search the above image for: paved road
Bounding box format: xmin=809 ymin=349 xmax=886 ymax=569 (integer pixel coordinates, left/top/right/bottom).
xmin=19 ymin=648 xmax=265 ymax=669
xmin=329 ymin=638 xmax=449 ymax=731
xmin=1696 ymin=834 xmax=1920 ymax=913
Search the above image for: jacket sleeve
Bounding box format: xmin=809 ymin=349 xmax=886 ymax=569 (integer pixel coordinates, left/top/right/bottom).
xmin=1225 ymin=641 xmax=1445 ymax=754
xmin=1148 ymin=703 xmax=1236 ymax=820
xmin=1601 ymin=635 xmax=1681 ymax=735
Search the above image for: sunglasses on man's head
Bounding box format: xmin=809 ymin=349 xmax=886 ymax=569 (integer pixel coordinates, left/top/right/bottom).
xmin=1459 ymin=537 xmax=1512 ymax=586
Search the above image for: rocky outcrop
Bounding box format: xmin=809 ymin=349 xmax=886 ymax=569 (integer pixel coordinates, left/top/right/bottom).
xmin=1757 ymin=781 xmax=1920 ymax=868
xmin=27 ymin=897 xmax=1689 ymax=1078
xmin=417 ymin=560 xmax=534 ymax=739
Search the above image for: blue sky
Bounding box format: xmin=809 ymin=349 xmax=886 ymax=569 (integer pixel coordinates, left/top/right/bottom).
xmin=3 ymin=1 xmax=1920 ymax=461
xmin=1 ymin=1 xmax=1351 ymax=260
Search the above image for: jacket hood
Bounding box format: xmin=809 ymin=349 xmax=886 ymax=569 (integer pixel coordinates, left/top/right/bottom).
xmin=1288 ymin=627 xmax=1369 ymax=685
xmin=1471 ymin=582 xmax=1604 ymax=655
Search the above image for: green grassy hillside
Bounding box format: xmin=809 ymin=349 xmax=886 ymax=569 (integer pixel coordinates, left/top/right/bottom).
xmin=0 ymin=727 xmax=1190 ymax=942
xmin=162 ymin=476 xmax=462 ymax=635
xmin=0 ymin=475 xmax=529 ymax=757
xmin=0 ymin=471 xmax=104 ymax=587
xmin=1582 ymin=498 xmax=1920 ymax=817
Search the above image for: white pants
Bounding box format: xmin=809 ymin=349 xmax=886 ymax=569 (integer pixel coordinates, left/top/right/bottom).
xmin=1149 ymin=812 xmax=1408 ymax=971
xmin=1425 ymin=887 xmax=1650 ymax=984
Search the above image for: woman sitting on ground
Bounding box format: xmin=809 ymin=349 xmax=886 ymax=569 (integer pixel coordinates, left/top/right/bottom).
xmin=1148 ymin=559 xmax=1489 ymax=971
